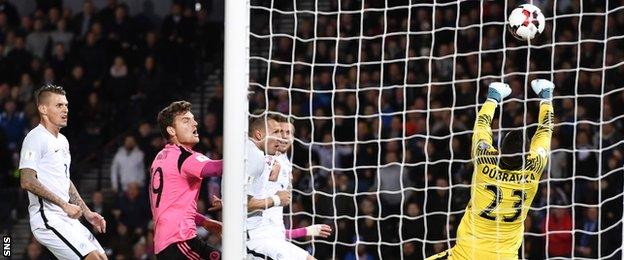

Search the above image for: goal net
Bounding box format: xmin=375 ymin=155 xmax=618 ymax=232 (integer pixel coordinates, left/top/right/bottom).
xmin=237 ymin=0 xmax=624 ymax=259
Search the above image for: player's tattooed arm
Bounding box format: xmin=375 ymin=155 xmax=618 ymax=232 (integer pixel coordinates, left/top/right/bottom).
xmin=69 ymin=181 xmax=90 ymax=213
xmin=20 ymin=168 xmax=69 ymax=208
xmin=20 ymin=168 xmax=83 ymax=219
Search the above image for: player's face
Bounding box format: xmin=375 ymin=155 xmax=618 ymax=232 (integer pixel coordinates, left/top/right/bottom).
xmin=263 ymin=119 xmax=281 ymax=155
xmin=278 ymin=122 xmax=294 ymax=153
xmin=172 ymin=111 xmax=199 ymax=146
xmin=41 ymin=94 xmax=69 ymax=128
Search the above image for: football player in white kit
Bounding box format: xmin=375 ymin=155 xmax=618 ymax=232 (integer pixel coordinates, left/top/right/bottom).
xmin=19 ymin=85 xmax=107 ymax=260
xmin=247 ymin=116 xmax=331 ymax=260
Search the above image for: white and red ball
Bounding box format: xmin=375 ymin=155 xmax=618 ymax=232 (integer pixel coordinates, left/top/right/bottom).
xmin=508 ymin=4 xmax=545 ymax=41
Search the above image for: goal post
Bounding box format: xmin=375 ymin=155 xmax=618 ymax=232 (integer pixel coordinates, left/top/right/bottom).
xmin=223 ymin=0 xmax=249 ymax=258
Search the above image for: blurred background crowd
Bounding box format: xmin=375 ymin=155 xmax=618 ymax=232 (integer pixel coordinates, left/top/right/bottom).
xmin=0 ymin=0 xmax=623 ymax=259
xmin=0 ymin=0 xmax=224 ymax=259
xmin=249 ymin=0 xmax=624 ymax=259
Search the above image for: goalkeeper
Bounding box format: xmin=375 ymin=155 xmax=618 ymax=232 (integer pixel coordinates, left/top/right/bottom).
xmin=427 ymin=79 xmax=554 ymax=259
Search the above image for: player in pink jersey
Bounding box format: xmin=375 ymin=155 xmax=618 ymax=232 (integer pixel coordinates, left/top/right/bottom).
xmin=150 ymin=101 xmax=223 ymax=260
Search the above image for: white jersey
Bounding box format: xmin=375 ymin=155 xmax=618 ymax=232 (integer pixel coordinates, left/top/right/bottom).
xmin=19 ymin=124 xmax=72 ymax=229
xmin=246 ymin=152 xmax=291 ymax=236
xmin=262 ymin=153 xmax=291 ymax=232
xmin=246 ymin=139 xmax=269 ymax=231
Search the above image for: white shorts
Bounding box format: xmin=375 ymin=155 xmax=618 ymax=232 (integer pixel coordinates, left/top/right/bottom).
xmin=32 ymin=217 xmax=104 ymax=259
xmin=246 ymin=227 xmax=309 ymax=260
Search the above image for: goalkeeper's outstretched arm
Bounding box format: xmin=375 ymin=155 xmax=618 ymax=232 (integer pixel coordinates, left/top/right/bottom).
xmin=472 ymin=83 xmax=512 ymax=157
xmin=528 ymin=79 xmax=555 ymax=169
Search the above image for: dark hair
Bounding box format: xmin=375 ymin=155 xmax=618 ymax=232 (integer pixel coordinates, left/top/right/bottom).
xmin=248 ymin=111 xmax=286 ymax=137
xmin=157 ymin=101 xmax=192 ymax=141
xmin=35 ymin=84 xmax=66 ymax=106
xmin=500 ymin=130 xmax=530 ymax=170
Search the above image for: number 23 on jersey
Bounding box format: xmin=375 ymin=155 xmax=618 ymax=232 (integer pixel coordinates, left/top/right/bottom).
xmin=478 ymin=184 xmax=527 ymax=223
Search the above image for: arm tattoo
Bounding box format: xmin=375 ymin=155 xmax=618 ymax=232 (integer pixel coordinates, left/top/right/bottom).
xmin=69 ymin=182 xmax=90 ymax=213
xmin=20 ymin=168 xmax=67 ymax=208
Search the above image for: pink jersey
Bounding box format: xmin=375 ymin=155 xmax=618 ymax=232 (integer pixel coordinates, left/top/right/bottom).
xmin=149 ymin=143 xmax=222 ymax=253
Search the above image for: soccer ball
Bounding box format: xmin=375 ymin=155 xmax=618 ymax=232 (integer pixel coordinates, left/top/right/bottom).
xmin=508 ymin=4 xmax=545 ymax=41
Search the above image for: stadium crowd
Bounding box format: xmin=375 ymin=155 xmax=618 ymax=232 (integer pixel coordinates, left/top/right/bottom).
xmin=0 ymin=0 xmax=622 ymax=259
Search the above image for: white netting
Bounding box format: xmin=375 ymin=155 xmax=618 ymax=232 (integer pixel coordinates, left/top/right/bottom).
xmin=247 ymin=0 xmax=624 ymax=259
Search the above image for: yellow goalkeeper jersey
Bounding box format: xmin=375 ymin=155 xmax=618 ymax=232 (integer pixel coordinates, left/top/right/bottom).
xmin=452 ymin=100 xmax=554 ymax=259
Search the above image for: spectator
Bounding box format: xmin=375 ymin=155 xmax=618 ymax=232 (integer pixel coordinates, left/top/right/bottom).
xmin=110 ymin=135 xmax=145 ymax=194
xmin=107 ymin=55 xmax=133 ymax=102
xmin=133 ymin=238 xmax=149 ymax=260
xmin=77 ymin=32 xmax=106 ymax=82
xmin=5 ymin=36 xmax=32 ymax=84
xmin=0 ymin=0 xmax=19 ymax=29
xmin=25 ymin=19 xmax=49 ymax=59
xmin=133 ymin=0 xmax=160 ymax=35
xmin=549 ymin=137 xmax=568 ymax=179
xmin=49 ymin=19 xmax=73 ymax=52
xmin=98 ymin=0 xmax=119 ymax=31
xmin=63 ymin=65 xmax=89 ymax=111
xmin=16 ymin=73 xmax=34 ymax=104
xmin=542 ymin=189 xmax=573 ymax=258
xmin=371 ymin=152 xmax=413 ymax=215
xmin=48 ymin=43 xmax=68 ymax=79
xmin=77 ymin=91 xmax=106 ymax=156
xmin=109 ymin=4 xmax=133 ymax=47
xmin=41 ymin=67 xmax=55 ymax=86
xmin=310 ymin=133 xmax=353 ymax=176
xmin=344 ymin=244 xmax=374 ymax=260
xmin=115 ymin=182 xmax=150 ymax=234
xmin=87 ymin=191 xmax=114 ymax=245
xmin=207 ymin=83 xmax=224 ymax=120
xmin=109 ymin=222 xmax=133 ymax=259
xmin=136 ymin=55 xmax=162 ymax=115
xmin=0 ymin=99 xmax=26 ymax=151
xmin=576 ymin=207 xmax=598 ymax=258
xmin=71 ymin=0 xmax=97 ymax=38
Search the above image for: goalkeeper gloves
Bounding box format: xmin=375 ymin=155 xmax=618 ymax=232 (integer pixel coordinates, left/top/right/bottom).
xmin=531 ymin=79 xmax=555 ymax=101
xmin=487 ymin=82 xmax=512 ymax=103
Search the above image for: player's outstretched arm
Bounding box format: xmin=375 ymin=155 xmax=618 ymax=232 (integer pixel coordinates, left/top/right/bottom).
xmin=285 ymin=224 xmax=332 ymax=239
xmin=529 ymin=79 xmax=555 ymax=162
xmin=472 ymin=82 xmax=512 ymax=156
xmin=69 ymin=181 xmax=106 ymax=233
xmin=20 ymin=168 xmax=82 ymax=219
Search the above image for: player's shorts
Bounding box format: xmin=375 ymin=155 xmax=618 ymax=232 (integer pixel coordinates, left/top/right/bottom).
xmin=156 ymin=236 xmax=221 ymax=260
xmin=246 ymin=227 xmax=309 ymax=260
xmin=32 ymin=217 xmax=104 ymax=260
xmin=425 ymin=246 xmax=518 ymax=260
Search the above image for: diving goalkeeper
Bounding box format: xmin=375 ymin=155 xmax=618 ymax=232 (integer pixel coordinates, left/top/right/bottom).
xmin=427 ymin=79 xmax=554 ymax=259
